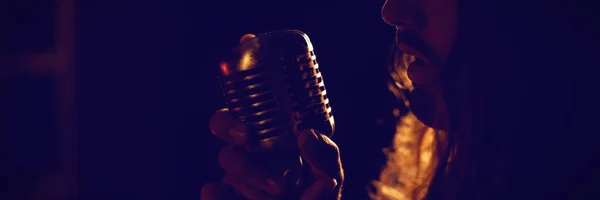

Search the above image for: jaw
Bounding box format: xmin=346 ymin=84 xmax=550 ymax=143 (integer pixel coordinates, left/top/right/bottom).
xmin=408 ymin=85 xmax=450 ymax=131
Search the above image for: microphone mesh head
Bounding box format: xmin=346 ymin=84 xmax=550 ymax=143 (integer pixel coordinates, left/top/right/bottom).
xmin=219 ymin=30 xmax=334 ymax=149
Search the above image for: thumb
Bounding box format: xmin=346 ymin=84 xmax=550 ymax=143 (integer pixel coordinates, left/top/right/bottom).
xmin=297 ymin=129 xmax=343 ymax=181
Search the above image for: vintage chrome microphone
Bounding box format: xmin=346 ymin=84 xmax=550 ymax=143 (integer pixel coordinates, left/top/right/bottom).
xmin=218 ymin=30 xmax=335 ymax=197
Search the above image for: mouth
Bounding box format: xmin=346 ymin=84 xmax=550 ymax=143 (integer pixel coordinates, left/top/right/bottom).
xmin=393 ymin=31 xmax=443 ymax=87
xmin=392 ymin=31 xmax=447 ymax=130
xmin=395 ymin=31 xmax=441 ymax=66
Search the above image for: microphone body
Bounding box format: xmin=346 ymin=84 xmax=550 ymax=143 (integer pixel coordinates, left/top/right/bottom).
xmin=218 ymin=30 xmax=335 ymax=196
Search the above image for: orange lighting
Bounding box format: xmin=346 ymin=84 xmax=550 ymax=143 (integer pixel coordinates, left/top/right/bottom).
xmin=239 ymin=51 xmax=255 ymax=71
xmin=371 ymin=113 xmax=438 ymax=200
xmin=220 ymin=62 xmax=230 ymax=76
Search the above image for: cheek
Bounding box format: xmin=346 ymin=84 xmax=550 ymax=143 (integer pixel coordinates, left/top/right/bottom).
xmin=422 ymin=0 xmax=458 ymax=62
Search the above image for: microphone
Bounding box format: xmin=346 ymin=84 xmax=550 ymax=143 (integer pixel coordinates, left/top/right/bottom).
xmin=218 ymin=30 xmax=335 ymax=196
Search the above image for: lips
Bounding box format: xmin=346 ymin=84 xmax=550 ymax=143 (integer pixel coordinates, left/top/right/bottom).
xmin=395 ymin=31 xmax=442 ymax=86
xmin=406 ymin=55 xmax=440 ymax=86
xmin=397 ymin=44 xmax=429 ymax=65
xmin=395 ymin=31 xmax=441 ymax=66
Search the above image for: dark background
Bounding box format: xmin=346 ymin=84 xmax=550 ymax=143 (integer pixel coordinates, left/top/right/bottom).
xmin=3 ymin=0 xmax=401 ymax=199
xmin=4 ymin=0 xmax=599 ymax=199
xmin=80 ymin=0 xmax=396 ymax=199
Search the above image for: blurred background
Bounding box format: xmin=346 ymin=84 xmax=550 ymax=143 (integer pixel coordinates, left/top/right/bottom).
xmin=1 ymin=0 xmax=400 ymax=199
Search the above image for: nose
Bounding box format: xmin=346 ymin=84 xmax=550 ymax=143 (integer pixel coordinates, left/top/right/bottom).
xmin=381 ymin=0 xmax=424 ymax=31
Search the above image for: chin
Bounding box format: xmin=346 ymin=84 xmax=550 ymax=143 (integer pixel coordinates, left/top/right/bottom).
xmin=407 ymin=87 xmax=447 ymax=130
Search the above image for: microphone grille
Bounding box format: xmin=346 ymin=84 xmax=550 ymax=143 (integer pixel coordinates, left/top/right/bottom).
xmin=283 ymin=48 xmax=334 ymax=136
xmin=219 ymin=30 xmax=335 ymax=145
xmin=219 ymin=67 xmax=287 ymax=141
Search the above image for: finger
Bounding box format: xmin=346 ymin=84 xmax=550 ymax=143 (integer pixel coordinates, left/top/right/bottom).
xmin=224 ymin=175 xmax=277 ymax=200
xmin=219 ymin=146 xmax=285 ymax=196
xmin=209 ymin=108 xmax=249 ymax=145
xmin=297 ymin=129 xmax=344 ymax=181
xmin=300 ymin=178 xmax=338 ymax=200
xmin=239 ymin=34 xmax=256 ymax=44
xmin=200 ymin=182 xmax=240 ymax=200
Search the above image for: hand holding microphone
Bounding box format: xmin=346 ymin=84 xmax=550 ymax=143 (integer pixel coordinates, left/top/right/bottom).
xmin=201 ymin=33 xmax=343 ymax=200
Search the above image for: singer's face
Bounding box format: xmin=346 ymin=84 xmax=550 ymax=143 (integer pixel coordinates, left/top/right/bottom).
xmin=381 ymin=0 xmax=457 ymax=129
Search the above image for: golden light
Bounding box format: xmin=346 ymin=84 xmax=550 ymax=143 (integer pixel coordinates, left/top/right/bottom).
xmin=371 ymin=113 xmax=438 ymax=200
xmin=239 ymin=51 xmax=256 ymax=71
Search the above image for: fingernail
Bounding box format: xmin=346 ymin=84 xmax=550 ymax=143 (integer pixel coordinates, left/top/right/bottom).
xmin=299 ymin=129 xmax=319 ymax=147
xmin=266 ymin=179 xmax=278 ymax=187
xmin=313 ymin=130 xmax=326 ymax=141
xmin=310 ymin=129 xmax=336 ymax=147
xmin=266 ymin=178 xmax=284 ymax=195
xmin=230 ymin=130 xmax=245 ymax=144
xmin=230 ymin=123 xmax=248 ymax=144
